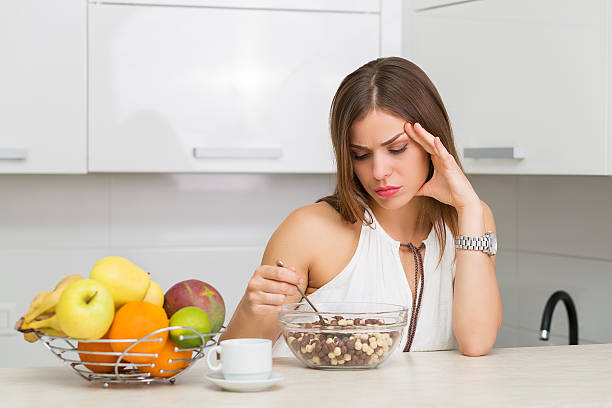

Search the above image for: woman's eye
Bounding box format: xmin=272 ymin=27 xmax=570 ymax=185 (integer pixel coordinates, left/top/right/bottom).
xmin=389 ymin=144 xmax=408 ymax=154
xmin=352 ymin=144 xmax=407 ymax=160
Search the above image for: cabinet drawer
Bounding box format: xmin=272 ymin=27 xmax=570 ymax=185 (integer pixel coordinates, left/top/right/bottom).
xmin=89 ymin=3 xmax=380 ymax=172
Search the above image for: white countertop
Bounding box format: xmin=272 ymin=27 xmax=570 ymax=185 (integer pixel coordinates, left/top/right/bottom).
xmin=3 ymin=344 xmax=612 ymax=407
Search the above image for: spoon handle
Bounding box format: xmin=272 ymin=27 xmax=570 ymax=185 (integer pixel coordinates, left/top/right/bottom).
xmin=275 ymin=259 xmax=326 ymax=323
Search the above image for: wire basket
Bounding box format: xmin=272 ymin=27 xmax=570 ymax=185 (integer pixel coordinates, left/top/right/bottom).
xmin=33 ymin=326 xmax=224 ymax=388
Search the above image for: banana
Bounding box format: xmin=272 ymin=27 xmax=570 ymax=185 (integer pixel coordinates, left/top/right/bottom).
xmin=34 ymin=326 xmax=67 ymax=338
xmin=22 ymin=274 xmax=83 ymax=324
xmin=18 ymin=316 xmax=67 ymax=342
xmin=23 ymin=332 xmax=38 ymax=343
xmin=21 ymin=313 xmax=62 ymax=332
xmin=15 ymin=274 xmax=84 ymax=343
xmin=14 ymin=316 xmax=25 ymax=332
xmin=16 ymin=274 xmax=83 ymax=342
xmin=22 ymin=291 xmax=52 ymax=323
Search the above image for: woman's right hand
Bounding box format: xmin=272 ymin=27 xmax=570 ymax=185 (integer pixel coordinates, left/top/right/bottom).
xmin=244 ymin=263 xmax=304 ymax=317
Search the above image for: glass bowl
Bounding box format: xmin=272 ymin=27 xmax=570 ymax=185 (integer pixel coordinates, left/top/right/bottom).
xmin=278 ymin=302 xmax=409 ymax=369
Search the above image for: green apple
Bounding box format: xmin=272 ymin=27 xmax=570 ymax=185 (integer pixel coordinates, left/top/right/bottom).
xmin=143 ymin=280 xmax=164 ymax=307
xmin=169 ymin=306 xmax=211 ymax=349
xmin=90 ymin=256 xmax=151 ymax=308
xmin=56 ymin=279 xmax=115 ymax=339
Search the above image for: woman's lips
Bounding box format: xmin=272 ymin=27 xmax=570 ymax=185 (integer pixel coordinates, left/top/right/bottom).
xmin=375 ymin=186 xmax=401 ymax=197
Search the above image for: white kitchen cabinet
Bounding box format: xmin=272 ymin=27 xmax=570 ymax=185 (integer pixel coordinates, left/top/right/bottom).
xmin=0 ymin=0 xmax=87 ymax=174
xmin=89 ymin=1 xmax=398 ymax=173
xmin=609 ymin=1 xmax=612 ymax=176
xmin=410 ymin=0 xmax=477 ymax=11
xmin=94 ymin=0 xmax=380 ymax=12
xmin=406 ymin=0 xmax=609 ymax=175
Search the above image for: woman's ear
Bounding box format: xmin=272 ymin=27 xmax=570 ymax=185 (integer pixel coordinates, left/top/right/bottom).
xmin=426 ymin=158 xmax=434 ymax=182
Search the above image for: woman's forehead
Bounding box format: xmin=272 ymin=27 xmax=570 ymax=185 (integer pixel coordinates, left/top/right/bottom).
xmin=350 ymin=110 xmax=406 ymax=145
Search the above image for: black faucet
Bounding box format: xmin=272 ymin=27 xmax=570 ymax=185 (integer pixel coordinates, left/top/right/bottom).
xmin=539 ymin=290 xmax=578 ymax=345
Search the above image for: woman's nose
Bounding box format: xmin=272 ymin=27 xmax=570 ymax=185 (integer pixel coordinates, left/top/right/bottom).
xmin=372 ymin=154 xmax=392 ymax=180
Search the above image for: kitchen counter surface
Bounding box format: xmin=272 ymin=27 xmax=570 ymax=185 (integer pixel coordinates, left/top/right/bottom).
xmin=3 ymin=343 xmax=611 ymax=407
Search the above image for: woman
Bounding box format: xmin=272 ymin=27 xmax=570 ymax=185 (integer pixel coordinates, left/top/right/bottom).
xmin=219 ymin=57 xmax=502 ymax=357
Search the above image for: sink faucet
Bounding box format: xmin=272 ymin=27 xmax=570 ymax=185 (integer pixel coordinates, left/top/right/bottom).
xmin=539 ymin=290 xmax=578 ymax=345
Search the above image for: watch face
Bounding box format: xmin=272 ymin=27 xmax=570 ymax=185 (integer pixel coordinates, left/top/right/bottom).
xmin=490 ymin=232 xmax=498 ymax=255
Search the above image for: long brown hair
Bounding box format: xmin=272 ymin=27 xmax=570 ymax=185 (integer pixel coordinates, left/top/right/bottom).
xmin=318 ymin=57 xmax=463 ymax=265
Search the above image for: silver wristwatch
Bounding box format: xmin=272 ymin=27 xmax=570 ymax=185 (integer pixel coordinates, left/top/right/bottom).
xmin=455 ymin=231 xmax=497 ymax=256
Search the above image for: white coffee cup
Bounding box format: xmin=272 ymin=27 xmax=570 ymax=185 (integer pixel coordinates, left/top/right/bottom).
xmin=206 ymin=338 xmax=272 ymax=381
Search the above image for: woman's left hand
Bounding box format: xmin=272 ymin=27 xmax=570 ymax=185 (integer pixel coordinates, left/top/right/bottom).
xmin=404 ymin=122 xmax=480 ymax=211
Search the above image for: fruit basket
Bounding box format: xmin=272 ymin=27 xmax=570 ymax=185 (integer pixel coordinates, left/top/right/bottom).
xmin=33 ymin=326 xmax=225 ymax=387
xmin=278 ymin=302 xmax=408 ymax=369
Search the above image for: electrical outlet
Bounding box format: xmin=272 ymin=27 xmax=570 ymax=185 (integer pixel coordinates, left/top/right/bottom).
xmin=0 ymin=303 xmax=17 ymax=336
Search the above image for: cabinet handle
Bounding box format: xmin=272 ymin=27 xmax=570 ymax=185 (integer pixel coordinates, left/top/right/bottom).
xmin=193 ymin=147 xmax=283 ymax=160
xmin=0 ymin=148 xmax=27 ymax=160
xmin=463 ymin=147 xmax=526 ymax=159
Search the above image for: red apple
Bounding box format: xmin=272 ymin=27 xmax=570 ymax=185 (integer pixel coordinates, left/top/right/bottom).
xmin=164 ymin=280 xmax=225 ymax=333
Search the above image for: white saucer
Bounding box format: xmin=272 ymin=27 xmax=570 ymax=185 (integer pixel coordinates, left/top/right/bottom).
xmin=206 ymin=372 xmax=283 ymax=392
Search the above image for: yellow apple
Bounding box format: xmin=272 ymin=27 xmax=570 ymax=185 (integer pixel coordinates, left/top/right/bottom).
xmin=56 ymin=279 xmax=114 ymax=339
xmin=90 ymin=256 xmax=151 ymax=308
xmin=143 ymin=280 xmax=164 ymax=307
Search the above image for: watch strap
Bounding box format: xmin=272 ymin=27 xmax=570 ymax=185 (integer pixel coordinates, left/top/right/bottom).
xmin=455 ymin=233 xmax=491 ymax=253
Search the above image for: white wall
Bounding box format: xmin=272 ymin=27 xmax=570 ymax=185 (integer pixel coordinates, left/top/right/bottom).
xmin=2 ymin=173 xmax=611 ymax=367
xmin=0 ymin=173 xmax=335 ymax=367
xmin=471 ymin=175 xmax=612 ymax=349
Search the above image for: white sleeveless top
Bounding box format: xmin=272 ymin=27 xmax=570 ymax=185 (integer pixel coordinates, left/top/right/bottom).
xmin=272 ymin=212 xmax=458 ymax=357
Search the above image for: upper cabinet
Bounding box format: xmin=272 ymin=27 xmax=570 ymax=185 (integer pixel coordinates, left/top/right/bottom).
xmin=410 ymin=0 xmax=464 ymax=10
xmin=406 ymin=0 xmax=611 ymax=175
xmin=88 ymin=0 xmax=400 ymax=173
xmin=0 ymin=0 xmax=86 ymax=174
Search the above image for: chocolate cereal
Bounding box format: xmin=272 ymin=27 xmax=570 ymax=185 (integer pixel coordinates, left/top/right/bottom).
xmin=284 ymin=316 xmax=401 ymax=368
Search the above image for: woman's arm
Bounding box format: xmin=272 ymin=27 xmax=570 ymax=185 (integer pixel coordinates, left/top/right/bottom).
xmin=218 ymin=206 xmax=316 ymax=343
xmin=452 ymin=200 xmax=502 ymax=356
xmin=402 ymin=122 xmax=502 ymax=357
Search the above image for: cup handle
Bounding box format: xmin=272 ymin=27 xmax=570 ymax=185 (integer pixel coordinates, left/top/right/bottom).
xmin=206 ymin=345 xmax=222 ymax=371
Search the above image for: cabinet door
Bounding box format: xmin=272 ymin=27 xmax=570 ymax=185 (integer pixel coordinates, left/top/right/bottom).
xmin=0 ymin=0 xmax=86 ymax=174
xmin=410 ymin=0 xmax=475 ymax=10
xmin=407 ymin=0 xmax=608 ymax=175
xmin=89 ymin=3 xmax=380 ymax=173
xmin=98 ymin=0 xmax=380 ymax=12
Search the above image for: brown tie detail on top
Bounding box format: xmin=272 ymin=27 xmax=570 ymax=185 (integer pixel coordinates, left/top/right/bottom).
xmin=400 ymin=242 xmax=425 ymax=352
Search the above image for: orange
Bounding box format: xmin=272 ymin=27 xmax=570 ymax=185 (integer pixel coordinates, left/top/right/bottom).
xmin=108 ymin=301 xmax=169 ymax=364
xmin=77 ymin=334 xmax=118 ymax=374
xmin=138 ymin=338 xmax=192 ymax=378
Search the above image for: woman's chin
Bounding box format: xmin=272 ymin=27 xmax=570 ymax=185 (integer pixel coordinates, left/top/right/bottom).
xmin=371 ymin=192 xmax=418 ymax=211
xmin=373 ymin=196 xmax=408 ymax=210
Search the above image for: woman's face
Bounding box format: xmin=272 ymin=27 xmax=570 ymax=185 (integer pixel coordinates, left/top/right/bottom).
xmin=349 ymin=109 xmax=430 ymax=210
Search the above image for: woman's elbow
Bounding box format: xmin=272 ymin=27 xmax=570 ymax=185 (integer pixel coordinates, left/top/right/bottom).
xmin=459 ymin=344 xmax=491 ymax=357
xmin=458 ymin=337 xmax=496 ymax=357
xmin=455 ymin=320 xmax=501 ymax=357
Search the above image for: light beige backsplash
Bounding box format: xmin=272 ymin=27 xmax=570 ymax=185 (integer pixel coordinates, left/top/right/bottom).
xmin=471 ymin=175 xmax=612 ymax=349
xmin=1 ymin=174 xmax=610 ymax=367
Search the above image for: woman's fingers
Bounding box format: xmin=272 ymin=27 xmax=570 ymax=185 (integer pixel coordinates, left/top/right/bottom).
xmin=245 ymin=264 xmax=305 ymax=318
xmin=245 ymin=264 xmax=304 ymax=317
xmin=261 ymin=277 xmax=299 ymax=296
xmin=249 ymin=304 xmax=282 ymax=315
xmin=259 ymin=265 xmax=303 ymax=286
xmin=405 ymin=122 xmax=436 ymax=155
xmin=250 ymin=265 xmax=301 ymax=295
xmin=407 ymin=122 xmax=457 ymax=171
xmin=249 ymin=291 xmax=287 ymax=306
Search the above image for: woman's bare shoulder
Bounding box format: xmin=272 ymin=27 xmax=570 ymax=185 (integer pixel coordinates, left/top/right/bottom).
xmin=268 ymin=201 xmax=359 ymax=258
xmin=263 ymin=201 xmax=361 ymax=294
xmin=283 ymin=201 xmax=359 ymax=236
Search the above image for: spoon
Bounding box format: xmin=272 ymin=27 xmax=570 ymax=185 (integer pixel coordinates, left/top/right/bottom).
xmin=275 ymin=259 xmax=327 ymax=325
